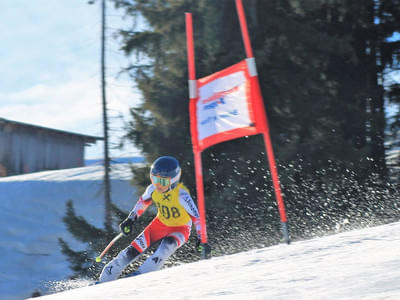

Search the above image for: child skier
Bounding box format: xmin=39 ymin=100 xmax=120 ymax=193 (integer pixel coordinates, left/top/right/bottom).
xmin=98 ymin=156 xmax=204 ymax=282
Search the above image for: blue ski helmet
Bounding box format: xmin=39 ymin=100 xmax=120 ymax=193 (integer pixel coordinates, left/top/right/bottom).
xmin=150 ymin=156 xmax=181 ymax=190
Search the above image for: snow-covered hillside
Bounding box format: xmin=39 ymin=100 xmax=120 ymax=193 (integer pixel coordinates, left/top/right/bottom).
xmin=0 ymin=164 xmax=138 ymax=300
xmin=30 ymin=221 xmax=400 ymax=300
xmin=2 ymin=163 xmax=400 ymax=300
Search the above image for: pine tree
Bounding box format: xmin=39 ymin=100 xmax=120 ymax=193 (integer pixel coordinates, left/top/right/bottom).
xmin=109 ymin=0 xmax=400 ymax=241
xmin=58 ymin=200 xmax=127 ymax=278
xmin=378 ymin=0 xmax=400 ymax=181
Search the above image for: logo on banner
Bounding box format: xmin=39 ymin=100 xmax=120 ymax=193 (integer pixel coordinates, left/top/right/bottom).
xmin=197 ymin=71 xmax=252 ymax=140
xmin=203 ymin=98 xmax=225 ymax=111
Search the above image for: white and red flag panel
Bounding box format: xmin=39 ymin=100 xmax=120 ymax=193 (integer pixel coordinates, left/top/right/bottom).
xmin=190 ymin=60 xmax=264 ymax=152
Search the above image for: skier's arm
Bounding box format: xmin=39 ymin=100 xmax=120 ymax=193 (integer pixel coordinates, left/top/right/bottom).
xmin=179 ymin=189 xmax=201 ymax=237
xmin=120 ymin=185 xmax=154 ymax=235
xmin=179 ymin=188 xmax=211 ymax=258
xmin=128 ymin=184 xmax=155 ymax=219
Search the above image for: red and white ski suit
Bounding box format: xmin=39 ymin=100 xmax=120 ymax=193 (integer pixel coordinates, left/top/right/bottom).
xmin=129 ymin=182 xmax=202 ymax=253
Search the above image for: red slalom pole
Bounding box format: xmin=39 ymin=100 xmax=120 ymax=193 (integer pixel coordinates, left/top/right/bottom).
xmin=235 ymin=0 xmax=290 ymax=243
xmin=193 ymin=152 xmax=209 ymax=245
xmin=235 ymin=0 xmax=253 ymax=58
xmin=185 ymin=12 xmax=210 ymax=258
xmin=185 ymin=13 xmax=196 ymax=81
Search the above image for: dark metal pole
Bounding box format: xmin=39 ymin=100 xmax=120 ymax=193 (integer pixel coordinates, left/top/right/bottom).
xmin=101 ymin=0 xmax=112 ymax=230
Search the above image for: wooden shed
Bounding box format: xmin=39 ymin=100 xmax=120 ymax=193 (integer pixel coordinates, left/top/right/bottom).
xmin=0 ymin=118 xmax=103 ymax=177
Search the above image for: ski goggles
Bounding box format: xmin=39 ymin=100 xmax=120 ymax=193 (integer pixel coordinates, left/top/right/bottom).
xmin=151 ymin=174 xmax=171 ymax=187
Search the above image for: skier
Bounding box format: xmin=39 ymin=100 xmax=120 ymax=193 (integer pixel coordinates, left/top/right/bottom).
xmin=98 ymin=156 xmax=206 ymax=282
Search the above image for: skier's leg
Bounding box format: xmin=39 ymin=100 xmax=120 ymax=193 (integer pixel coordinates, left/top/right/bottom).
xmin=99 ymin=219 xmax=158 ymax=282
xmin=98 ymin=245 xmax=141 ymax=282
xmin=136 ymin=232 xmax=185 ymax=274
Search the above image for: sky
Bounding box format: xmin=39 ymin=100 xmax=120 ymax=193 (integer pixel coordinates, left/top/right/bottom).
xmin=0 ymin=1 xmax=141 ymax=159
xmin=1 ymin=2 xmax=398 ymax=161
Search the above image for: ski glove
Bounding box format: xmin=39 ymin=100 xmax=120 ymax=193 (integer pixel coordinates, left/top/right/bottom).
xmin=196 ymin=237 xmax=211 ymax=259
xmin=196 ymin=236 xmax=210 ymax=253
xmin=119 ymin=216 xmax=135 ymax=235
xmin=195 ymin=235 xmax=201 ymax=249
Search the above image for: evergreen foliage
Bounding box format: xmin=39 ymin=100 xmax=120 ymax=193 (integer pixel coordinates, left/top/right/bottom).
xmin=58 ymin=200 xmax=123 ymax=279
xmin=59 ymin=200 xmax=161 ymax=279
xmin=113 ymin=0 xmax=399 ymax=214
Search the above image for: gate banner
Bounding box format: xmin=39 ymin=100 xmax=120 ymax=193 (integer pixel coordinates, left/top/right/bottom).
xmin=190 ymin=60 xmax=263 ymax=151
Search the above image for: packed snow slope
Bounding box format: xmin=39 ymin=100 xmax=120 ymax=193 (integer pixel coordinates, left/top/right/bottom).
xmin=0 ymin=163 xmax=138 ymax=300
xmin=32 ymin=221 xmax=400 ymax=300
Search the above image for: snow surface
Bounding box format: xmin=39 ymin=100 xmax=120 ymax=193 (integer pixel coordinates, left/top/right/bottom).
xmin=0 ymin=164 xmax=138 ymax=300
xmin=2 ymin=163 xmax=400 ymax=300
xmin=29 ymin=220 xmax=400 ymax=300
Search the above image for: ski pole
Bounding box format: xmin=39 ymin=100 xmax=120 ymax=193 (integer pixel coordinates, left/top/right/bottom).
xmin=95 ymin=232 xmax=124 ymax=262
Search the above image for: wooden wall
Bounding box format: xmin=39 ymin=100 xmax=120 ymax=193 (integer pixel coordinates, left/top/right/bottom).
xmin=0 ymin=120 xmax=97 ymax=176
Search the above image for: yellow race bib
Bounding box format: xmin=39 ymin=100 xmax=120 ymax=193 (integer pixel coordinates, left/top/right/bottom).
xmin=152 ymin=183 xmax=192 ymax=226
